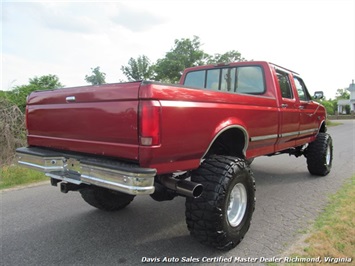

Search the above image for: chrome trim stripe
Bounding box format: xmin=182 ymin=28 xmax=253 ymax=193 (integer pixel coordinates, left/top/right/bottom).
xmin=280 ymin=131 xmax=299 ymax=138
xmin=250 ymin=128 xmax=319 ymax=142
xmin=250 ymin=134 xmax=278 ymax=142
xmin=299 ymin=128 xmax=319 ymax=135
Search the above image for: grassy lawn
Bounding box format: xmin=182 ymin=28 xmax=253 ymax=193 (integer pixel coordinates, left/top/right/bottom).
xmin=280 ymin=175 xmax=355 ymax=265
xmin=0 ymin=164 xmax=47 ymax=190
xmin=327 ymin=120 xmax=342 ymax=127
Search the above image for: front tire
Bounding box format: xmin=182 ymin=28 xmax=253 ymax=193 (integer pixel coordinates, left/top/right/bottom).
xmin=185 ymin=156 xmax=255 ymax=250
xmin=80 ymin=187 xmax=135 ymax=211
xmin=306 ymin=133 xmax=333 ymax=176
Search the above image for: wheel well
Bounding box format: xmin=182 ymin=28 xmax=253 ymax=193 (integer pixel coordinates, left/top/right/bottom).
xmin=319 ymin=121 xmax=326 ymax=133
xmin=206 ymin=128 xmax=246 ymax=158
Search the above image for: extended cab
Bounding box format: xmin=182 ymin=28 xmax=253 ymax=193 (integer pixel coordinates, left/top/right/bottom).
xmin=16 ymin=61 xmax=332 ymax=250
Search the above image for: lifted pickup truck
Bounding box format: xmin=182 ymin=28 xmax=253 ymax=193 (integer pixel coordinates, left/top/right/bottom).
xmin=16 ymin=61 xmax=332 ymax=250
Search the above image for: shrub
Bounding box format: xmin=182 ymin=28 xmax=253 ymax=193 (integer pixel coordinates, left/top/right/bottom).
xmin=0 ymin=98 xmax=26 ymax=166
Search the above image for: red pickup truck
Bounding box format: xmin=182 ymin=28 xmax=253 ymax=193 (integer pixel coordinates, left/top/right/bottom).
xmin=16 ymin=61 xmax=332 ymax=250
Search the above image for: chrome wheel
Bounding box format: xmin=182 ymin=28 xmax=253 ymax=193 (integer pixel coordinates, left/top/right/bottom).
xmin=227 ymin=183 xmax=247 ymax=227
xmin=326 ymin=145 xmax=331 ymax=166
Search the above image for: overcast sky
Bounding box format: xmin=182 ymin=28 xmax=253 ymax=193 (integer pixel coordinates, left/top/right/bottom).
xmin=2 ymin=0 xmax=354 ymax=98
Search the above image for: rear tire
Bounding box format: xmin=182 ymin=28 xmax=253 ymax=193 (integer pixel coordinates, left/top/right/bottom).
xmin=185 ymin=156 xmax=255 ymax=250
xmin=80 ymin=187 xmax=135 ymax=211
xmin=306 ymin=133 xmax=333 ymax=176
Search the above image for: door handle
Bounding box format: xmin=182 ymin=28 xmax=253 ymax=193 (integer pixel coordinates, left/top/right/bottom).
xmin=299 ymin=106 xmax=305 ymax=110
xmin=66 ymin=96 xmax=76 ymax=102
xmin=281 ymin=104 xmax=288 ymax=108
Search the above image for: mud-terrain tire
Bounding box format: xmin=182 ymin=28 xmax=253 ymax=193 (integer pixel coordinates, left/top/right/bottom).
xmin=80 ymin=187 xmax=135 ymax=211
xmin=306 ymin=133 xmax=333 ymax=176
xmin=185 ymin=156 xmax=256 ymax=250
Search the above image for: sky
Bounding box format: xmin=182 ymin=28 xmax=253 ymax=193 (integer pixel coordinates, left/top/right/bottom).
xmin=1 ymin=0 xmax=354 ymax=99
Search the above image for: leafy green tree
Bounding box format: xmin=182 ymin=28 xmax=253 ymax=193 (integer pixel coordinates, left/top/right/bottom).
xmin=320 ymin=100 xmax=336 ymax=115
xmin=29 ymin=74 xmax=63 ymax=90
xmin=6 ymin=84 xmax=37 ymax=112
xmin=335 ymin=88 xmax=350 ymax=99
xmin=6 ymin=74 xmax=63 ymax=112
xmin=154 ymin=36 xmax=208 ymax=83
xmin=121 ymin=55 xmax=155 ymax=81
xmin=85 ymin=66 xmax=106 ymax=85
xmin=0 ymin=90 xmax=6 ymax=99
xmin=206 ymin=50 xmax=246 ymax=64
xmin=314 ymin=96 xmax=339 ymax=115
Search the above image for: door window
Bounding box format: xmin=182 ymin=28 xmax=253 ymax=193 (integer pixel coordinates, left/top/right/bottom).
xmin=276 ymin=70 xmax=293 ymax=99
xmin=294 ymin=76 xmax=311 ymax=101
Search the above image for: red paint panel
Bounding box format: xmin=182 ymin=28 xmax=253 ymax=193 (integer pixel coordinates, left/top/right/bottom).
xmin=27 ymin=82 xmax=141 ymax=160
xmin=138 ymin=83 xmax=279 ymax=173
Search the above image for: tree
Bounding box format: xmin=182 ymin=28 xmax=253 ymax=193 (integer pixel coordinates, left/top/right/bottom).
xmin=6 ymin=74 xmax=63 ymax=112
xmin=29 ymin=74 xmax=63 ymax=90
xmin=85 ymin=66 xmax=106 ymax=85
xmin=206 ymin=50 xmax=246 ymax=64
xmin=6 ymin=84 xmax=37 ymax=112
xmin=154 ymin=36 xmax=208 ymax=83
xmin=121 ymin=55 xmax=154 ymax=81
xmin=320 ymin=100 xmax=336 ymax=115
xmin=335 ymin=88 xmax=350 ymax=99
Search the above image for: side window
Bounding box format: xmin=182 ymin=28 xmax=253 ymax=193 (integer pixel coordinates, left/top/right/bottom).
xmin=236 ymin=66 xmax=265 ymax=94
xmin=294 ymin=76 xmax=310 ymax=101
xmin=276 ymin=70 xmax=293 ymax=99
xmin=206 ymin=69 xmax=220 ymax=90
xmin=184 ymin=70 xmax=205 ymax=88
xmin=183 ymin=66 xmax=265 ymax=95
xmin=221 ymin=68 xmax=236 ymax=92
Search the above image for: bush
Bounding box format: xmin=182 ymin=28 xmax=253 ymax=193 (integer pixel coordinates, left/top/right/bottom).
xmin=0 ymin=98 xmax=26 ymax=166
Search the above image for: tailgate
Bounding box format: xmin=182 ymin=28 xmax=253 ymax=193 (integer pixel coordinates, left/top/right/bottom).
xmin=26 ymin=82 xmax=141 ymax=161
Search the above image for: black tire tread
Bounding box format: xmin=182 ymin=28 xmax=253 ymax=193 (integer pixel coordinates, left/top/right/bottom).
xmin=306 ymin=133 xmax=333 ymax=176
xmin=185 ymin=155 xmax=255 ymax=250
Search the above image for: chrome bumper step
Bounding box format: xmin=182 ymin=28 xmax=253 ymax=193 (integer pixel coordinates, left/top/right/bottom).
xmin=16 ymin=147 xmax=156 ymax=195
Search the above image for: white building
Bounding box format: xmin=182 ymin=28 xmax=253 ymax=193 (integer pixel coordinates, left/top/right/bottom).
xmin=338 ymin=80 xmax=355 ymax=114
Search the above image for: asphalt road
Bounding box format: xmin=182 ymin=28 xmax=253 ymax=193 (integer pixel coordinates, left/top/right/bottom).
xmin=1 ymin=120 xmax=354 ymax=266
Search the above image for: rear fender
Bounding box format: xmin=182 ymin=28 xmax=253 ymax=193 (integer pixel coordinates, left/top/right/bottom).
xmin=202 ymin=118 xmax=249 ymax=160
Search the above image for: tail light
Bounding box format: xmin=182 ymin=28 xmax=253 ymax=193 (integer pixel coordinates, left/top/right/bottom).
xmin=139 ymin=100 xmax=161 ymax=146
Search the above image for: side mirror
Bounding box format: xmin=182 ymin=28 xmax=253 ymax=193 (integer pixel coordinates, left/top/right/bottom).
xmin=314 ymin=91 xmax=324 ymax=99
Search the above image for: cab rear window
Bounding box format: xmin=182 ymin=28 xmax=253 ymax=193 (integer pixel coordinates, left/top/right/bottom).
xmin=184 ymin=66 xmax=265 ymax=95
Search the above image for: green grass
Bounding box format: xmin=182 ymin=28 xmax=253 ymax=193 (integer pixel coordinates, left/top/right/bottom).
xmin=285 ymin=175 xmax=355 ymax=265
xmin=0 ymin=165 xmax=47 ymax=189
xmin=327 ymin=120 xmax=342 ymax=127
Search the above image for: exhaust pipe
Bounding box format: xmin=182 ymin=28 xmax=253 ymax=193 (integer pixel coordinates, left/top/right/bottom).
xmin=159 ymin=176 xmax=203 ymax=198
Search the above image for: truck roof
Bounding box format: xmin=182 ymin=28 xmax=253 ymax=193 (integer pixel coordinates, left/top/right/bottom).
xmin=184 ymin=61 xmax=299 ymax=75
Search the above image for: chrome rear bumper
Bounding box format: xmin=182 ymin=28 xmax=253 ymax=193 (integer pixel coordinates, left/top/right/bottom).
xmin=16 ymin=147 xmax=156 ymax=195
